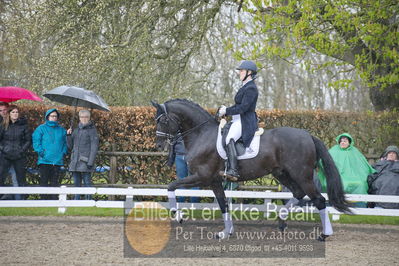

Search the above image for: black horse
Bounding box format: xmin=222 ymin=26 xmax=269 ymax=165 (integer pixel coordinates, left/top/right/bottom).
xmin=152 ymin=99 xmax=350 ymax=240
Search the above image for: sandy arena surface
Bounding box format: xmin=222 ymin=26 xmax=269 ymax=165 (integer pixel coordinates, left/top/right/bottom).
xmin=0 ymin=216 xmax=398 ymax=265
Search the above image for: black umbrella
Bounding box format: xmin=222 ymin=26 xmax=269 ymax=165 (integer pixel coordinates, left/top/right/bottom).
xmin=43 ymin=85 xmax=110 ymax=127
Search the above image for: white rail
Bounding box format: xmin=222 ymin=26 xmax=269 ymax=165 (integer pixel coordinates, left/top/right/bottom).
xmin=0 ymin=186 xmax=398 ymax=220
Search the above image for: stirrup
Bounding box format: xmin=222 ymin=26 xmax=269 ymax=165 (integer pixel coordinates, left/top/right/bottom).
xmin=219 ymin=170 xmax=239 ymax=182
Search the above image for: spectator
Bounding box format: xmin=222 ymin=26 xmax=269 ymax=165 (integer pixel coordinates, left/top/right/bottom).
xmin=67 ymin=110 xmax=99 ymax=200
xmin=318 ymin=133 xmax=375 ymax=208
xmin=0 ymin=105 xmax=31 ymax=200
xmin=32 ymin=108 xmax=67 ymax=199
xmin=0 ymin=102 xmax=18 ymax=200
xmin=367 ymin=145 xmax=399 ymax=209
xmin=0 ymin=102 xmax=9 ymax=122
xmin=172 ymin=139 xmax=199 ymax=203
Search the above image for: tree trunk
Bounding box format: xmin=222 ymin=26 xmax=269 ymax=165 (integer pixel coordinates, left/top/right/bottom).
xmin=369 ymin=83 xmax=399 ymax=111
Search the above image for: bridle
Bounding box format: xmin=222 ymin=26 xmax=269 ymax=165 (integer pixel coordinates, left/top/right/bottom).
xmin=155 ymin=104 xmax=181 ymax=147
xmin=155 ymin=103 xmax=211 ymax=147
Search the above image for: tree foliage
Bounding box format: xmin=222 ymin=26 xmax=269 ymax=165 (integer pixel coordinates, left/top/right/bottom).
xmin=243 ymin=0 xmax=399 ymax=111
xmin=1 ymin=0 xmax=223 ymax=105
xmin=0 ymin=0 xmax=395 ymax=111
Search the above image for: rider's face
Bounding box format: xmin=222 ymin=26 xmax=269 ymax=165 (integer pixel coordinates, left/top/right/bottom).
xmin=239 ymin=69 xmax=252 ymax=81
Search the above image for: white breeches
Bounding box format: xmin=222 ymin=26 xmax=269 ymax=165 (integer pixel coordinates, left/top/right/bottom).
xmin=226 ymin=115 xmax=242 ymax=144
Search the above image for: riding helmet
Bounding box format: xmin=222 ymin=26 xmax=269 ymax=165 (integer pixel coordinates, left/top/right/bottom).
xmin=236 ymin=60 xmax=257 ymax=74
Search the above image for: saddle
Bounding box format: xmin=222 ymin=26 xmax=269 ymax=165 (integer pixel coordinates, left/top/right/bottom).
xmin=217 ymin=119 xmax=264 ymax=160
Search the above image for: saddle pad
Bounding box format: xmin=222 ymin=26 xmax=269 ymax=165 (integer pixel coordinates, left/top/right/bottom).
xmin=216 ymin=119 xmax=262 ymax=160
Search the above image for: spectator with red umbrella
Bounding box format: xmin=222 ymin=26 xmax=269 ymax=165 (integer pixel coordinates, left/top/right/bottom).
xmin=0 ymin=105 xmax=31 ymax=200
xmin=0 ymin=102 xmax=9 ymax=122
xmin=0 ymin=102 xmax=15 ymax=200
xmin=0 ymin=87 xmax=41 ymax=200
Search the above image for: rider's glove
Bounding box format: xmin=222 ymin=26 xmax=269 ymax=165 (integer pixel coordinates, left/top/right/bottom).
xmin=218 ymin=105 xmax=227 ymax=117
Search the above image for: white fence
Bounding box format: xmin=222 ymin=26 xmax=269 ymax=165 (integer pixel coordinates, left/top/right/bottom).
xmin=1 ymin=186 xmax=399 ymax=221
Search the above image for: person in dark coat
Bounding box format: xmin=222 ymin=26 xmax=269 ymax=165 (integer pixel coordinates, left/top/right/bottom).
xmin=217 ymin=60 xmax=259 ymax=181
xmin=0 ymin=102 xmax=17 ymax=199
xmin=0 ymin=102 xmax=9 ymax=123
xmin=0 ymin=105 xmax=31 ymax=200
xmin=67 ymin=110 xmax=99 ymax=200
xmin=367 ymin=145 xmax=399 ymax=209
xmin=32 ymin=108 xmax=67 ymax=199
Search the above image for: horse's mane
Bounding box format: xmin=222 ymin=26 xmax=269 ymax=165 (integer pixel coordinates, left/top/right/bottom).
xmin=165 ymin=98 xmax=214 ymax=120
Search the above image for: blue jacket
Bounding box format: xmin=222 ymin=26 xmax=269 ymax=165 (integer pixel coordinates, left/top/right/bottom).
xmin=226 ymin=79 xmax=258 ymax=147
xmin=32 ymin=108 xmax=67 ymax=165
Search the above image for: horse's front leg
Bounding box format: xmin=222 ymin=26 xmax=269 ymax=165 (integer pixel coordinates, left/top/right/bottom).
xmin=211 ymin=180 xmax=234 ymax=239
xmin=167 ymin=185 xmax=184 ymax=223
xmin=167 ymin=173 xmax=203 ymax=223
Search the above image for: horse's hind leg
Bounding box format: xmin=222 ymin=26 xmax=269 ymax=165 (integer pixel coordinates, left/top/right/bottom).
xmin=278 ymin=197 xmax=302 ymax=231
xmin=211 ymin=180 xmax=234 ymax=239
xmin=311 ymin=195 xmax=333 ymax=241
xmin=294 ymin=171 xmax=333 ymax=241
xmin=272 ymin=168 xmax=306 ymax=231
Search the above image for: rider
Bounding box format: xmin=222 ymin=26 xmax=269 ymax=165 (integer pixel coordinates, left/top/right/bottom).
xmin=217 ymin=60 xmax=259 ymax=181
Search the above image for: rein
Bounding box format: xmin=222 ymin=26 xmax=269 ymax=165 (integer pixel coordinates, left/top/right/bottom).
xmin=156 ymin=114 xmax=211 ymax=145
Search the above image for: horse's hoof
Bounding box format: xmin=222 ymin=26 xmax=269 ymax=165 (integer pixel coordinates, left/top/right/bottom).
xmin=278 ymin=219 xmax=287 ymax=232
xmin=216 ymin=231 xmax=233 ymax=240
xmin=317 ymin=233 xmax=329 ymax=242
xmin=172 ymin=210 xmax=184 ymax=223
xmin=278 ymin=222 xmax=287 ymax=232
xmin=176 ymin=216 xmax=184 ymax=224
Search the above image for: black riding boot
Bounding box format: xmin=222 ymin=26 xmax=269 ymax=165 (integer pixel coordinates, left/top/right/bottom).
xmin=221 ymin=139 xmax=240 ymax=181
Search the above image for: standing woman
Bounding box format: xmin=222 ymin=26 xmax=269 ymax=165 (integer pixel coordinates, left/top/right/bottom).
xmin=32 ymin=108 xmax=67 ymax=199
xmin=67 ymin=110 xmax=99 ymax=200
xmin=217 ymin=60 xmax=259 ymax=181
xmin=0 ymin=105 xmax=31 ymax=200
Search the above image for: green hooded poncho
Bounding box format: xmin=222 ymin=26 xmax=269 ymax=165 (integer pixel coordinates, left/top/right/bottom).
xmin=318 ymin=133 xmax=376 ymax=196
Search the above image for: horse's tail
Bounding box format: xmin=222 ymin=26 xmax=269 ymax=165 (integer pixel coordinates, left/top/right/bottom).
xmin=312 ymin=136 xmax=352 ymax=214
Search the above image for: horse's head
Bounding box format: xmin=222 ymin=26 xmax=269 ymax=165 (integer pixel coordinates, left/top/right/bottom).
xmin=151 ymin=100 xmax=181 ymax=151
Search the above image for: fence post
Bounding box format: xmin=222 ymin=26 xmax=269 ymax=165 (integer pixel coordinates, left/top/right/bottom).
xmin=125 ymin=186 xmax=134 ymax=215
xmin=263 ymin=190 xmax=271 ymax=218
xmin=109 ymin=143 xmax=117 ymax=200
xmin=58 ymin=185 xmax=67 ymax=214
xmin=227 ymin=182 xmax=233 ymax=208
xmin=332 ymin=214 xmax=341 ymax=221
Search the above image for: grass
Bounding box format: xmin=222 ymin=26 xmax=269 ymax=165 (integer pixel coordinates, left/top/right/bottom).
xmin=333 ymin=214 xmax=399 ymax=225
xmin=0 ymin=207 xmax=123 ymax=217
xmin=0 ymin=207 xmax=398 ymax=225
